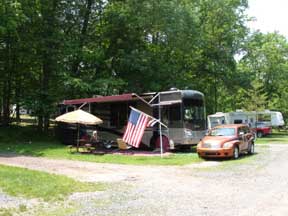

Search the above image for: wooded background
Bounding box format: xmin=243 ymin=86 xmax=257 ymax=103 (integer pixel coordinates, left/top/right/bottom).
xmin=1 ymin=0 xmax=288 ymax=131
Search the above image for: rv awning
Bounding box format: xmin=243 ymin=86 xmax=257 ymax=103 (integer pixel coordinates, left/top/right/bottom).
xmin=63 ymin=93 xmax=134 ymax=105
xmin=151 ymin=100 xmax=182 ymax=106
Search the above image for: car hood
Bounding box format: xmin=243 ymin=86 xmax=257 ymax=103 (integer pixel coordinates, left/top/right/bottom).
xmin=202 ymin=136 xmax=237 ymax=145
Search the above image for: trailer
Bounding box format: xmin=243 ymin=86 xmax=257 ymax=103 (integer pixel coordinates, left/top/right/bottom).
xmin=207 ymin=110 xmax=284 ymax=137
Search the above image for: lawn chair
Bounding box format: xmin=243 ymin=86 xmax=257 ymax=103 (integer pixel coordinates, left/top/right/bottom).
xmin=116 ymin=138 xmax=132 ymax=150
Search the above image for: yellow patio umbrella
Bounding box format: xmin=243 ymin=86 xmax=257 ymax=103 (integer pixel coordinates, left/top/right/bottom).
xmin=55 ymin=109 xmax=103 ymax=151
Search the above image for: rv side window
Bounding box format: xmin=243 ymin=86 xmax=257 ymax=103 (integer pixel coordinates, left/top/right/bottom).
xmin=234 ymin=119 xmax=242 ymax=124
xmin=169 ymin=104 xmax=181 ymax=121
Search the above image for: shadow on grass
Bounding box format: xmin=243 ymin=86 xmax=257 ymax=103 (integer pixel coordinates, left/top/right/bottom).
xmin=0 ymin=125 xmax=66 ymax=157
xmin=203 ymin=152 xmax=259 ymax=162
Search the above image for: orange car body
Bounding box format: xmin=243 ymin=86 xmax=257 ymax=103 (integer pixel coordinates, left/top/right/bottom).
xmin=197 ymin=124 xmax=255 ymax=159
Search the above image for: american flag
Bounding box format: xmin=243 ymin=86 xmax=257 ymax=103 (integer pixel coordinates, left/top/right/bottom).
xmin=122 ymin=108 xmax=158 ymax=148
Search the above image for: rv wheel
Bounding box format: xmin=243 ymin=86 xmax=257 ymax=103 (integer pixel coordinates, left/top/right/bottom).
xmin=155 ymin=136 xmax=170 ymax=152
xmin=257 ymin=131 xmax=263 ymax=138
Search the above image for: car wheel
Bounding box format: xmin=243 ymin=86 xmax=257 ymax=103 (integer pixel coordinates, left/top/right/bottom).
xmin=233 ymin=146 xmax=239 ymax=159
xmin=257 ymin=131 xmax=263 ymax=138
xmin=248 ymin=142 xmax=255 ymax=155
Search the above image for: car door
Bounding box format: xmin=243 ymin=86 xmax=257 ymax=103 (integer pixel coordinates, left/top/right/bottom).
xmin=242 ymin=126 xmax=250 ymax=150
xmin=238 ymin=127 xmax=247 ymax=152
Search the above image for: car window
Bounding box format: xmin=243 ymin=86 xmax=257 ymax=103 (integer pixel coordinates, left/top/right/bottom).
xmin=243 ymin=126 xmax=249 ymax=134
xmin=210 ymin=128 xmax=235 ymax=136
xmin=238 ymin=127 xmax=245 ymax=135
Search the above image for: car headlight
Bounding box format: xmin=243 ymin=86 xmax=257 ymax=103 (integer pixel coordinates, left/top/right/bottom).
xmin=223 ymin=142 xmax=233 ymax=148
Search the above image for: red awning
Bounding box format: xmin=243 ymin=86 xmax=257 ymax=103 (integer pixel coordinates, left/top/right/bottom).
xmin=63 ymin=93 xmax=134 ymax=105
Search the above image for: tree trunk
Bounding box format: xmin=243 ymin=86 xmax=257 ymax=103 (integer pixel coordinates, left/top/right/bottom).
xmin=38 ymin=115 xmax=43 ymax=131
xmin=38 ymin=0 xmax=59 ymax=132
xmin=71 ymin=0 xmax=93 ymax=75
xmin=2 ymin=36 xmax=12 ymax=126
xmin=214 ymin=71 xmax=218 ymax=113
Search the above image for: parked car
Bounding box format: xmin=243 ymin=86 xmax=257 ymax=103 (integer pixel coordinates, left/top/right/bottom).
xmin=253 ymin=122 xmax=272 ymax=138
xmin=197 ymin=124 xmax=255 ymax=159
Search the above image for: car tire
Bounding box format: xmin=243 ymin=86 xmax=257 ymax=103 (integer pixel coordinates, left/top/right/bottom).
xmin=248 ymin=142 xmax=255 ymax=155
xmin=257 ymin=131 xmax=263 ymax=138
xmin=233 ymin=146 xmax=239 ymax=159
xmin=155 ymin=135 xmax=170 ymax=152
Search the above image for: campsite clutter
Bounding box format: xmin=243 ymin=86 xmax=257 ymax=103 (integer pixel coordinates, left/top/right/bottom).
xmin=56 ymin=89 xmax=282 ymax=157
xmin=55 ymin=106 xmax=169 ymax=157
xmin=55 ymin=109 xmax=103 ymax=152
xmin=57 ymin=89 xmax=206 ymax=155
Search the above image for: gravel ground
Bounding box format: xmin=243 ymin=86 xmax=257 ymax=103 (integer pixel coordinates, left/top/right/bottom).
xmin=1 ymin=144 xmax=288 ymax=216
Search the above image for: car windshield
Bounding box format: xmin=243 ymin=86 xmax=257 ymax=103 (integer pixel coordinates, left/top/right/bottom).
xmin=210 ymin=128 xmax=235 ymax=136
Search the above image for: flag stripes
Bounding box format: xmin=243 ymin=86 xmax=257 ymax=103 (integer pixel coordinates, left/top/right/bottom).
xmin=122 ymin=108 xmax=158 ymax=148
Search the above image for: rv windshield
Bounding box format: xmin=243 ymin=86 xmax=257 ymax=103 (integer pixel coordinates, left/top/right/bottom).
xmin=183 ymin=99 xmax=205 ymax=130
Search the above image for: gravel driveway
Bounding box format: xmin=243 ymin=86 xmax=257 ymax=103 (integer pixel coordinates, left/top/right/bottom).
xmin=1 ymin=144 xmax=288 ymax=216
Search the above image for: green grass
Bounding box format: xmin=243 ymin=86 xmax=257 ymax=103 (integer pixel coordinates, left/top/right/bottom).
xmin=255 ymin=130 xmax=288 ymax=144
xmin=0 ymin=125 xmax=202 ymax=166
xmin=0 ymin=164 xmax=105 ymax=201
xmin=0 ymin=141 xmax=203 ymax=165
xmin=3 ymin=125 xmax=288 ymax=166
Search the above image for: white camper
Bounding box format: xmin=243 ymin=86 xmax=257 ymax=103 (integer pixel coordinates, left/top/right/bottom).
xmin=270 ymin=111 xmax=285 ymax=127
xmin=208 ymin=110 xmax=284 ymax=129
xmin=207 ymin=111 xmax=257 ymax=129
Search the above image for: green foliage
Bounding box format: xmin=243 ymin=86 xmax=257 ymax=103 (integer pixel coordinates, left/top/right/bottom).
xmin=243 ymin=79 xmax=268 ymax=111
xmin=237 ymin=32 xmax=288 ymax=118
xmin=1 ymin=0 xmax=287 ymax=126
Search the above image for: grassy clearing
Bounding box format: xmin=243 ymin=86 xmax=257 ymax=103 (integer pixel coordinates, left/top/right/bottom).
xmin=0 ymin=125 xmax=202 ymax=166
xmin=0 ymin=164 xmax=105 ymax=201
xmin=2 ymin=125 xmax=288 ymax=166
xmin=0 ymin=141 xmax=203 ymax=166
xmin=255 ymin=130 xmax=288 ymax=144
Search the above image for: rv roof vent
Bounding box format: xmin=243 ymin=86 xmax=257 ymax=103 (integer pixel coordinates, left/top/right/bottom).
xmin=169 ymin=87 xmax=179 ymax=91
xmin=236 ymin=109 xmax=243 ymax=112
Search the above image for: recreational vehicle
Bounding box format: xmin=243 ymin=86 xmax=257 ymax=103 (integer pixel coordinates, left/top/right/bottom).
xmin=59 ymin=89 xmax=206 ymax=150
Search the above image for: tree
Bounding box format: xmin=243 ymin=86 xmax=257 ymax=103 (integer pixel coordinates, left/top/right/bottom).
xmin=238 ymin=32 xmax=288 ymax=117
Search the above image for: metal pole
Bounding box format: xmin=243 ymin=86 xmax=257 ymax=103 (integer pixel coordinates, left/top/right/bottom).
xmin=158 ymin=94 xmax=163 ymax=158
xmin=77 ymin=124 xmax=80 ymax=152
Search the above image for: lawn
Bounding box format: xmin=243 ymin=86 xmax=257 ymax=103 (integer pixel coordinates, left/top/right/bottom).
xmin=0 ymin=125 xmax=203 ymax=166
xmin=0 ymin=164 xmax=105 ymax=201
xmin=255 ymin=130 xmax=288 ymax=144
xmin=1 ymin=125 xmax=287 ymax=166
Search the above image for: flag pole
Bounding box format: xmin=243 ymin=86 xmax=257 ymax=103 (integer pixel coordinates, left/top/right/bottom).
xmin=129 ymin=106 xmax=168 ymax=128
xmin=158 ymin=94 xmax=163 ymax=158
xmin=77 ymin=123 xmax=80 ymax=152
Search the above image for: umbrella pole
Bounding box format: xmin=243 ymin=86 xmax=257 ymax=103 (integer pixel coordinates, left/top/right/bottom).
xmin=77 ymin=123 xmax=79 ymax=152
